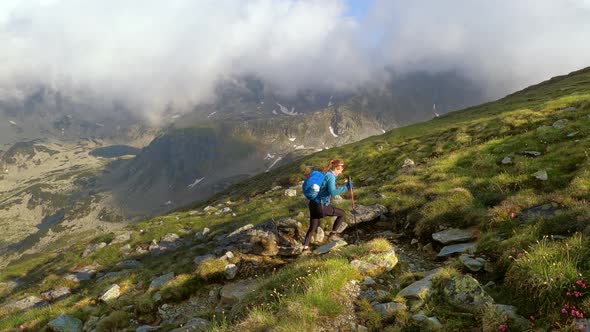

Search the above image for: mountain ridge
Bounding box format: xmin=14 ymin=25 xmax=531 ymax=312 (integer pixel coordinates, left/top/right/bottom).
xmin=1 ymin=66 xmax=589 ymax=330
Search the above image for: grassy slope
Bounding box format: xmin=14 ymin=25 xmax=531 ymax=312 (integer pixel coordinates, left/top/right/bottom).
xmin=2 ymin=67 xmax=590 ymax=330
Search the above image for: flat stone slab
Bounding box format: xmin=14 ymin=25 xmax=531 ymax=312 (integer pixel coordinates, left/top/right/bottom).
xmin=99 ymin=284 xmax=121 ymax=302
xmin=350 ymin=204 xmax=388 ymax=224
xmin=532 ymin=170 xmax=548 ymax=181
xmin=501 ymin=157 xmax=512 ymax=164
xmin=523 ymin=151 xmax=542 ymax=157
xmin=110 ymin=232 xmax=132 ymax=245
xmin=6 ymin=295 xmax=47 ymax=310
xmin=459 ymin=254 xmax=486 ymax=272
xmin=48 ymin=314 xmax=83 ymax=332
xmin=220 ymin=279 xmax=258 ymax=306
xmin=314 ymin=240 xmax=347 ymax=255
xmin=437 ymin=242 xmax=477 ymax=257
xmin=373 ymin=302 xmax=407 ymax=319
xmin=432 ymin=228 xmax=475 ymax=245
xmin=149 ymin=272 xmax=175 ymax=290
xmin=397 ymin=269 xmax=442 ymax=300
xmin=41 ymin=287 xmax=71 ymax=302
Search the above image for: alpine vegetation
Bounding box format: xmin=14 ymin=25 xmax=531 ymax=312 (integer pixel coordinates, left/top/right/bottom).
xmin=2 ymin=66 xmax=590 ymax=331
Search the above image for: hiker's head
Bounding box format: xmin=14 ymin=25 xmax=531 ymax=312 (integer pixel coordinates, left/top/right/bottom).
xmin=324 ymin=159 xmax=345 ymax=175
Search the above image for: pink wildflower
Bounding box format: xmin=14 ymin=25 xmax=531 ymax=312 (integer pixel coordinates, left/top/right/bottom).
xmin=562 ymin=308 xmax=568 ymax=314
xmin=498 ymin=324 xmax=508 ymax=332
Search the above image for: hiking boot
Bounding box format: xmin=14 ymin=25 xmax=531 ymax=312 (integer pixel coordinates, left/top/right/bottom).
xmin=328 ymin=232 xmax=343 ymax=242
xmin=301 ymin=245 xmax=312 ymax=255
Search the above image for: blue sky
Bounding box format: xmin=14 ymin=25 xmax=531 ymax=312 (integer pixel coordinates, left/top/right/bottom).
xmin=344 ymin=0 xmax=375 ymax=19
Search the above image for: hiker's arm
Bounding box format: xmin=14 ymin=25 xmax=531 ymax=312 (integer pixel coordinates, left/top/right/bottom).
xmin=327 ymin=175 xmax=347 ymax=196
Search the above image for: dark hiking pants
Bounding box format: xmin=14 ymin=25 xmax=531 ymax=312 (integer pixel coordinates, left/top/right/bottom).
xmin=303 ymin=200 xmax=345 ymax=246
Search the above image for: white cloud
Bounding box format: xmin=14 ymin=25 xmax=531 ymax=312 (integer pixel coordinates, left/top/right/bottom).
xmin=0 ymin=0 xmax=589 ymax=121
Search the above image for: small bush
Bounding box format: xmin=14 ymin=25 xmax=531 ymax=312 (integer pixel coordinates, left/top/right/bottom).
xmin=160 ymin=274 xmax=201 ymax=302
xmin=134 ymin=292 xmax=156 ymax=314
xmin=196 ymin=258 xmax=229 ymax=280
xmin=568 ymin=168 xmax=590 ymax=199
xmin=414 ymin=188 xmax=481 ymax=238
xmin=505 ymin=235 xmax=590 ymax=313
xmin=95 ymin=311 xmax=131 ymax=332
xmin=355 ymin=299 xmax=383 ymax=330
xmin=365 ymin=238 xmax=393 ymax=253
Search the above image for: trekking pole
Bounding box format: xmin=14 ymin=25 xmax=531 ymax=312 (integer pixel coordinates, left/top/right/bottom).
xmin=348 ymin=176 xmax=355 ymax=210
xmin=348 ymin=176 xmax=359 ymax=243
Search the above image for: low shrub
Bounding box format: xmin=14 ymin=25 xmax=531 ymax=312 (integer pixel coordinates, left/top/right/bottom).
xmin=414 ymin=187 xmax=481 ymax=238
xmin=505 ymin=235 xmax=590 ymax=313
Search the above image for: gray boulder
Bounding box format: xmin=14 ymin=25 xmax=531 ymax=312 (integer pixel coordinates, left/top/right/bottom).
xmin=6 ymin=295 xmax=47 ymax=310
xmin=284 ymin=189 xmax=297 ymax=197
xmin=373 ymin=302 xmax=407 ymax=319
xmin=117 ymin=260 xmax=142 ymax=269
xmin=82 ymin=242 xmax=107 ymax=257
xmin=169 ymin=318 xmax=210 ymax=332
xmin=225 ymin=264 xmax=238 ymax=280
xmin=533 ymin=170 xmax=548 ymax=181
xmin=351 ymin=250 xmax=398 ymax=275
xmin=110 ymin=232 xmax=132 ymax=245
xmin=553 ymin=119 xmax=569 ymax=129
xmin=312 ymin=227 xmax=325 ymax=244
xmin=149 ymin=273 xmax=175 ymax=290
xmin=402 ymin=159 xmax=415 ymax=168
xmin=459 ymin=254 xmax=486 ymax=272
xmin=501 ymin=157 xmax=512 ymax=164
xmin=314 ymin=240 xmax=347 ymax=255
xmin=439 ymin=274 xmax=494 ymax=313
xmin=161 ymin=233 xmax=180 ymax=244
xmin=412 ymin=314 xmax=442 ymax=330
xmin=228 ymin=224 xmax=255 ymax=238
xmin=437 ymin=242 xmax=477 ymax=257
xmin=65 ymin=265 xmax=98 ymax=282
xmin=136 ymin=325 xmax=161 ymax=332
xmin=485 ymin=304 xmax=529 ymax=331
xmin=194 ymin=254 xmax=216 ymax=266
xmin=219 ymin=279 xmax=258 ymax=307
xmin=41 ymin=287 xmax=71 ymax=302
xmin=47 ymin=314 xmax=82 ymax=332
xmin=83 ymin=316 xmax=99 ymax=332
xmin=432 ymin=228 xmax=476 ymax=245
xmin=349 ymin=204 xmax=388 ymax=225
xmin=397 ymin=268 xmax=442 ymax=310
xmin=194 ymin=227 xmax=211 ymax=241
xmin=99 ymin=284 xmax=121 ymax=302
xmin=523 ymin=150 xmax=542 ymax=157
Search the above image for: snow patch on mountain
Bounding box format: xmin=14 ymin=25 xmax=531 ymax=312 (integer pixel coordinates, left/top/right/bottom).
xmin=264 ymin=153 xmax=275 ymax=160
xmin=207 ymin=111 xmax=217 ymax=118
xmin=329 ymin=126 xmax=338 ymax=138
xmin=382 ymin=129 xmax=386 ymax=133
xmin=288 ymin=137 xmax=296 ymax=142
xmin=294 ymin=145 xmax=305 ymax=150
xmin=272 ymin=110 xmax=278 ymax=115
xmin=266 ymin=157 xmax=282 ymax=172
xmin=188 ymin=177 xmax=205 ymax=188
xmin=9 ymin=120 xmax=17 ymax=126
xmin=276 ymin=102 xmax=298 ymax=116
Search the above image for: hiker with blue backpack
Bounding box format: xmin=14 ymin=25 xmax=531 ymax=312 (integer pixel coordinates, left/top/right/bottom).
xmin=302 ymin=159 xmax=353 ymax=251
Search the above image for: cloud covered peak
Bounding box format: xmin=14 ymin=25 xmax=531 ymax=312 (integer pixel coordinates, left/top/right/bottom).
xmin=1 ymin=0 xmax=589 ymax=121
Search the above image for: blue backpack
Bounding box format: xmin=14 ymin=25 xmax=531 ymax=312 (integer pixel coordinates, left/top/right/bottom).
xmin=302 ymin=170 xmax=326 ymax=201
